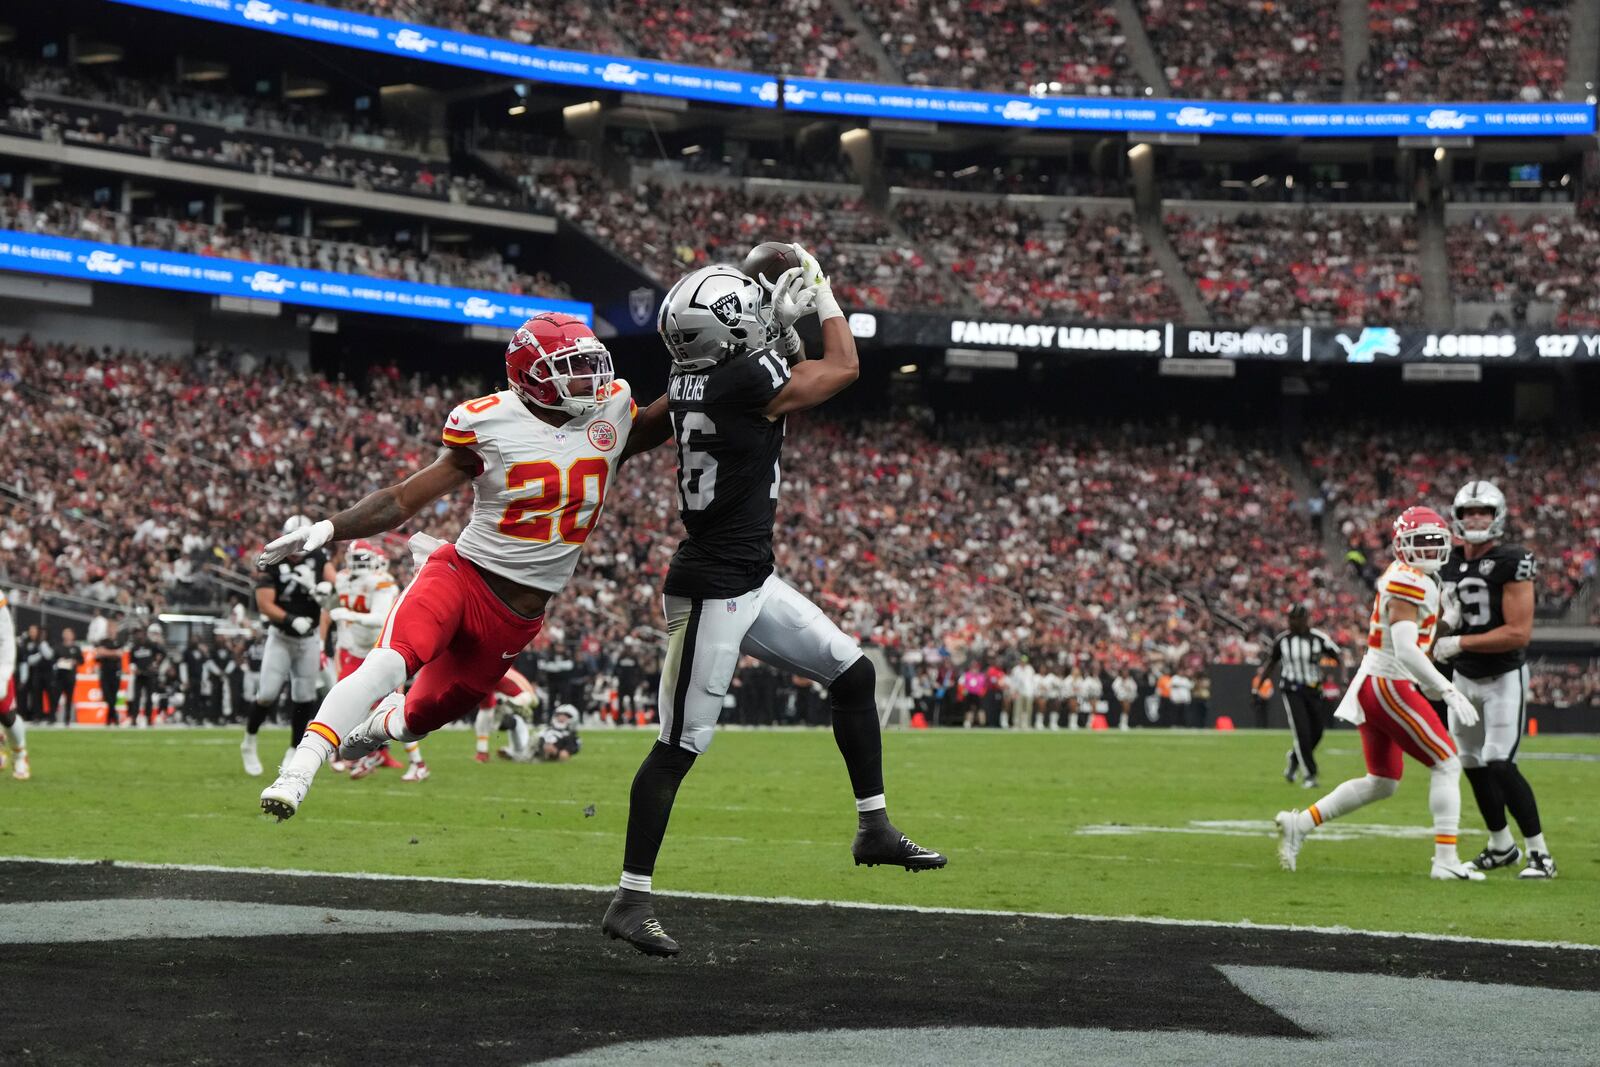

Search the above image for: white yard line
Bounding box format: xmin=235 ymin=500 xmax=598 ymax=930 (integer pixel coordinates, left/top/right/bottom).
xmin=1 ymin=854 xmax=1593 ymax=951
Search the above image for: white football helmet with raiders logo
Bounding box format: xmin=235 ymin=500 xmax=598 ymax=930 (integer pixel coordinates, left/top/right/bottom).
xmin=657 ymin=264 xmax=778 ymax=372
xmin=1451 ymin=480 xmax=1507 ymax=545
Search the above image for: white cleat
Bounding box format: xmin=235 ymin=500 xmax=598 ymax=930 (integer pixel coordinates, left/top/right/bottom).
xmin=1430 ymin=859 xmax=1487 ymax=881
xmin=259 ymin=768 xmax=314 ymax=822
xmin=1275 ymin=809 xmax=1305 ymax=871
xmin=241 ymin=735 xmax=263 ymax=777
xmin=400 ymin=760 xmax=430 ymax=782
xmin=13 ymin=755 xmax=31 ymax=781
xmin=330 ymin=759 xmax=349 ymax=773
xmin=340 ymin=694 xmax=405 ymax=762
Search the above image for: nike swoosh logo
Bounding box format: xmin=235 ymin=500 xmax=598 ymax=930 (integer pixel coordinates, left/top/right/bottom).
xmin=501 ymin=651 xmax=520 ymax=659
xmin=450 ymin=415 xmax=461 ymax=424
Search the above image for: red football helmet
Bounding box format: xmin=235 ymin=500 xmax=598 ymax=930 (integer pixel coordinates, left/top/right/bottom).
xmin=505 ymin=313 xmax=613 ymax=417
xmin=1392 ymin=505 xmax=1451 ymax=573
xmin=346 ymin=540 xmax=386 ymax=575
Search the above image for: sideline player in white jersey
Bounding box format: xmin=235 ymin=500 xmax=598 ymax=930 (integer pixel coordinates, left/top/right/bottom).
xmin=257 ymin=313 xmax=669 ymax=819
xmin=329 ymin=541 xmax=426 ymax=781
xmin=0 ymin=589 xmax=29 ymax=780
xmin=474 ymin=666 xmax=537 ymax=762
xmin=1275 ymin=506 xmax=1484 ymax=881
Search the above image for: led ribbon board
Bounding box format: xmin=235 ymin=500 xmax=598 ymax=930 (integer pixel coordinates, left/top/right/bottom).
xmin=108 ymin=0 xmax=778 ymax=109
xmin=0 ymin=229 xmax=592 ymax=328
xmin=778 ymin=79 xmax=1595 ymax=137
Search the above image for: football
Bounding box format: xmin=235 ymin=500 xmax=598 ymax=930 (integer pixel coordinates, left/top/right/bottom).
xmin=740 ymin=240 xmax=801 ymax=290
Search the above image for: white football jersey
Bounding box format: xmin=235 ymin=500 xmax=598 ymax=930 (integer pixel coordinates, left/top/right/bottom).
xmin=446 ymin=382 xmax=636 ymax=593
xmin=334 ymin=568 xmax=398 ymax=656
xmin=1360 ymin=560 xmax=1440 ymax=681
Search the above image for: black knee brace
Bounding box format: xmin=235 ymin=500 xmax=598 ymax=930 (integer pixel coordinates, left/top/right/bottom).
xmin=830 ymin=657 xmax=876 ymax=712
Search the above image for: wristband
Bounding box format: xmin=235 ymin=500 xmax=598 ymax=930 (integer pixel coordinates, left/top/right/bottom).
xmin=782 ymin=327 xmax=804 ymax=359
xmin=813 ymin=283 xmax=842 ymax=322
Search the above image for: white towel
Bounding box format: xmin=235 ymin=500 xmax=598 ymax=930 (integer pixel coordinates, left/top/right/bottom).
xmin=1334 ymin=662 xmax=1371 ymax=726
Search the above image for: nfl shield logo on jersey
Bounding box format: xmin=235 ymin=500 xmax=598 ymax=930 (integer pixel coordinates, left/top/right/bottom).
xmin=726 ymin=600 xmax=738 ymax=613
xmin=588 ymin=420 xmax=618 ymax=451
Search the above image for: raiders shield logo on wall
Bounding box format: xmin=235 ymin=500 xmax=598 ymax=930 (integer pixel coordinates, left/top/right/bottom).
xmin=629 ymin=287 xmax=654 ymax=327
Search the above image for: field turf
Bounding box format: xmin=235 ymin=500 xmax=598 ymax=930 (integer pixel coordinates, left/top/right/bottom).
xmin=3 ymin=725 xmax=1594 ymax=944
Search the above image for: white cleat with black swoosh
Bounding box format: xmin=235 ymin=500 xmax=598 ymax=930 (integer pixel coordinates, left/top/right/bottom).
xmin=1430 ymin=859 xmax=1487 ymax=881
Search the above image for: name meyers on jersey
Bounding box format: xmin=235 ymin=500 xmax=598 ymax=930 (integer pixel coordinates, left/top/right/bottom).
xmin=669 ymin=375 xmax=709 ymax=402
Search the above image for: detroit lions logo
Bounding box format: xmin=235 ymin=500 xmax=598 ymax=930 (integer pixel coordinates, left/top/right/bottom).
xmin=1334 ymin=327 xmax=1402 ymax=363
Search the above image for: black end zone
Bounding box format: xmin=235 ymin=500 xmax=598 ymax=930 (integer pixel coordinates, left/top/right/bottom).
xmin=0 ymin=861 xmax=1595 ymax=1065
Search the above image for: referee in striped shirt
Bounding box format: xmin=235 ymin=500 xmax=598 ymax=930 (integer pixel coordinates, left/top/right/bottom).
xmin=1253 ymin=604 xmax=1343 ymax=789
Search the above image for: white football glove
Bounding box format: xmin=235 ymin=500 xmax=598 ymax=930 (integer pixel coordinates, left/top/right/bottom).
xmin=788 ymin=242 xmax=842 ymax=321
xmin=787 ymin=243 xmax=827 ymax=288
xmin=259 ymin=519 xmax=334 ymax=567
xmin=1432 ymin=635 xmax=1462 ymax=663
xmin=1440 ymin=585 xmax=1462 ymax=631
xmin=329 ymin=607 xmax=355 ymax=624
xmin=289 ymin=615 xmax=315 ymax=637
xmin=766 ymin=267 xmax=818 ymax=330
xmin=1443 ymin=687 xmax=1478 ymax=730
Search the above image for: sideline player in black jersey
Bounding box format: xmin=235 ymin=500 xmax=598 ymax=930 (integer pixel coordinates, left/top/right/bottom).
xmin=603 ymin=251 xmax=946 ymax=957
xmin=1434 ymin=481 xmax=1555 ymax=878
xmin=243 ymin=515 xmax=333 ymax=777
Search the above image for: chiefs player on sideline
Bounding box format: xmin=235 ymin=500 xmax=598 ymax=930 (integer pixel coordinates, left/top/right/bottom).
xmin=602 ymin=252 xmax=945 ymax=959
xmin=1276 ymin=507 xmax=1484 ymax=880
xmin=0 ymin=588 xmax=29 ymax=780
xmin=256 ymin=313 xmax=670 ymax=820
xmin=329 ymin=541 xmax=427 ymax=782
xmin=474 ymin=667 xmax=537 ymax=762
xmin=1435 ymin=481 xmax=1555 ymax=878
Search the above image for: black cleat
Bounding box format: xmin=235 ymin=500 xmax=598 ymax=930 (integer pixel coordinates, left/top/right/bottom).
xmin=1468 ymin=843 xmax=1521 ymax=872
xmin=852 ymin=823 xmax=947 ymax=872
xmin=602 ymin=888 xmax=681 ymax=957
xmin=1518 ymin=851 xmax=1557 ymax=880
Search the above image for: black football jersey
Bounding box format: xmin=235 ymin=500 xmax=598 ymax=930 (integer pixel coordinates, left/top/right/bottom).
xmin=663 ymin=347 xmax=791 ymax=599
xmin=1440 ymin=543 xmax=1536 ymax=679
xmin=255 ymin=550 xmax=329 ymax=635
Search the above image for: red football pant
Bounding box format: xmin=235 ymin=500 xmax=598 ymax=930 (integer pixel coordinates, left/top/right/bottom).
xmin=0 ymin=676 xmax=14 ymax=716
xmin=377 ymin=543 xmax=544 ymax=736
xmin=337 ymin=649 xmax=366 ymax=681
xmin=1356 ymin=675 xmax=1457 ymax=779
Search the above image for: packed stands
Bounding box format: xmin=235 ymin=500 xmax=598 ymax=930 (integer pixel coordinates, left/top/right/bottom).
xmin=860 ymin=0 xmax=1137 ymax=94
xmin=518 ymin=162 xmax=950 ymax=309
xmin=1446 ymin=213 xmax=1600 ymax=328
xmin=895 ymin=198 xmax=1181 ymax=321
xmin=1303 ymin=425 xmax=1600 ymax=621
xmin=1364 ymin=0 xmax=1570 ymax=102
xmin=0 ymin=192 xmax=572 ymax=298
xmin=2 ymin=59 xmax=521 ymax=209
xmin=1165 ymin=208 xmax=1423 ymax=325
xmin=1140 ymin=0 xmax=1343 ymax=102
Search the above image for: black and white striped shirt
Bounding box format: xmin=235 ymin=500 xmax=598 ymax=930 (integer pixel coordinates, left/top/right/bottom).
xmin=1269 ymin=629 xmax=1341 ymax=686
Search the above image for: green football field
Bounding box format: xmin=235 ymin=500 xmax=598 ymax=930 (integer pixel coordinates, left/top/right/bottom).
xmin=3 ymin=726 xmax=1594 ymax=944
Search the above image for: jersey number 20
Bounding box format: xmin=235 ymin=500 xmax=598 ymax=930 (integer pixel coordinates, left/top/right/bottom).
xmin=499 ymin=458 xmax=609 ymax=544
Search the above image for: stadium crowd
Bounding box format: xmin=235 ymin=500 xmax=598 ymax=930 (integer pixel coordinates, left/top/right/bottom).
xmin=290 ymin=0 xmax=1575 ymax=102
xmin=0 ymin=192 xmax=572 ymax=299
xmin=1140 ymin=0 xmax=1343 ymax=102
xmin=1364 ymin=0 xmax=1570 ymax=102
xmin=3 ymin=59 xmax=516 ymax=208
xmin=894 ymin=199 xmax=1181 ymax=321
xmin=860 ymin=0 xmax=1136 ymax=95
xmin=1166 ymin=209 xmax=1423 ymax=325
xmin=1447 ymin=213 xmax=1600 ymax=328
xmin=522 ymin=163 xmax=951 ymax=310
xmin=1302 ymin=424 xmax=1600 ymax=621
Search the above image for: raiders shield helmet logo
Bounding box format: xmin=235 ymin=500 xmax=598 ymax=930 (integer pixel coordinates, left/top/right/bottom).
xmin=709 ymin=291 xmax=742 ymax=327
xmin=1479 ymin=559 xmax=1495 ymax=576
